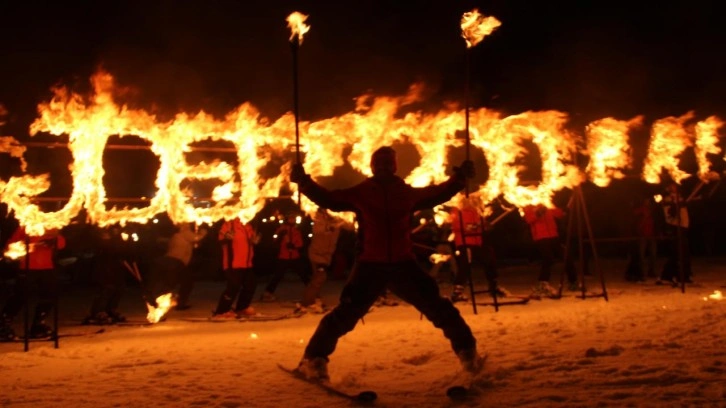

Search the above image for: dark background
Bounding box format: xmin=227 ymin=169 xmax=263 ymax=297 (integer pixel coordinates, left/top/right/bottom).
xmin=1 ymin=1 xmax=725 ymax=271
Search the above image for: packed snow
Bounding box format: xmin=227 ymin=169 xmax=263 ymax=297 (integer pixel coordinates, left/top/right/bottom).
xmin=1 ymin=258 xmax=725 ymax=408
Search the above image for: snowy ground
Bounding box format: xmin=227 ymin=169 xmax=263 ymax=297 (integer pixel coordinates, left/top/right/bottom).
xmin=1 ymin=257 xmax=725 ymax=408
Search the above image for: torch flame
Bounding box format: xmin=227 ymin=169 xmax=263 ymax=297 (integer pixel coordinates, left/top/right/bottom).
xmin=3 ymin=241 xmax=34 ymax=260
xmin=286 ymin=12 xmax=310 ymax=43
xmin=146 ymin=293 xmax=176 ymax=323
xmin=694 ymin=116 xmax=724 ymax=182
xmin=460 ymin=9 xmax=502 ymax=48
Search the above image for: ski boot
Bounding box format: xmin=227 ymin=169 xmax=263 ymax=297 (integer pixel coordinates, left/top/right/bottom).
xmin=295 ymin=356 xmax=330 ymax=381
xmin=107 ymin=310 xmax=127 ymax=323
xmin=450 ymin=285 xmax=469 ymax=303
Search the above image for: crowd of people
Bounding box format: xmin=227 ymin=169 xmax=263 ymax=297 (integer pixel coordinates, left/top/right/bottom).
xmin=0 ymin=149 xmax=702 ymax=374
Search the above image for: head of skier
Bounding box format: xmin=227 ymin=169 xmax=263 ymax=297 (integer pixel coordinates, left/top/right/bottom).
xmin=371 ymin=146 xmax=397 ymax=179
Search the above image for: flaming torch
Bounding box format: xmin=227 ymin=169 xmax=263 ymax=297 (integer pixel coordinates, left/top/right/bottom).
xmin=458 ymin=9 xmax=501 ymax=313
xmin=460 ymin=10 xmax=501 ymax=195
xmin=287 ymin=11 xmax=310 ymax=206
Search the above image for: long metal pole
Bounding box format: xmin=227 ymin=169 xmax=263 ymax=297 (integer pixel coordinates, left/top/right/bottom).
xmin=291 ymin=37 xmax=302 ymax=208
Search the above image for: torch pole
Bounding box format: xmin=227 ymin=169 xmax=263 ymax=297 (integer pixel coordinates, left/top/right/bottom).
xmin=23 ymin=235 xmax=30 ymax=352
xmin=291 ymin=37 xmax=302 ymax=208
xmin=464 ymin=47 xmax=471 ymax=198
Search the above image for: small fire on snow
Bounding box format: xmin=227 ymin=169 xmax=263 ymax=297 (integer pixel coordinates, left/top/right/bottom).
xmin=146 ymin=293 xmax=176 ymax=323
xmin=703 ymin=290 xmax=723 ymax=301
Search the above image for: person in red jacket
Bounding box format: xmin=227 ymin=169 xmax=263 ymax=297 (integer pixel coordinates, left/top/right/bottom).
xmin=0 ymin=226 xmax=65 ymax=340
xmin=449 ymin=198 xmax=504 ymax=302
xmin=261 ymin=213 xmax=307 ymax=301
xmin=523 ymin=204 xmax=577 ymax=297
xmin=213 ymin=217 xmax=260 ymax=318
xmin=289 ymin=146 xmax=483 ymax=382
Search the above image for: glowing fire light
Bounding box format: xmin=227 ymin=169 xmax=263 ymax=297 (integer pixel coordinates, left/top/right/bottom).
xmin=250 ymin=332 xmax=259 ymax=339
xmin=3 ymin=241 xmax=33 ymax=260
xmin=703 ymin=290 xmax=723 ymax=301
xmin=429 ymin=253 xmax=451 ymax=264
xmin=146 ymin=293 xmax=176 ymax=323
xmin=286 ymin=12 xmax=310 ymax=43
xmin=460 ymin=9 xmax=502 ymax=48
xmin=0 ymin=71 xmax=724 ymax=237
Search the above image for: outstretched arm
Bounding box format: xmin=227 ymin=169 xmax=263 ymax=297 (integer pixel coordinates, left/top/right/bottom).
xmin=291 ymin=163 xmax=356 ymax=212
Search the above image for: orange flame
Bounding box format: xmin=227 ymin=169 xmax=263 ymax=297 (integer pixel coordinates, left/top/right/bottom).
xmin=585 ymin=116 xmax=642 ymax=187
xmin=0 ymin=71 xmax=724 ymax=236
xmin=286 ymin=12 xmax=310 ymax=44
xmin=460 ymin=9 xmax=502 ymax=48
xmin=146 ymin=293 xmax=176 ymax=323
xmin=642 ymin=112 xmax=695 ymax=184
xmin=694 ymin=116 xmax=724 ymax=182
xmin=3 ymin=241 xmax=33 ymax=260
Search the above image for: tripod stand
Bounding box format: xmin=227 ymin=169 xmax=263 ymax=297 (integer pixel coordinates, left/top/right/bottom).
xmin=557 ymin=185 xmax=608 ymax=300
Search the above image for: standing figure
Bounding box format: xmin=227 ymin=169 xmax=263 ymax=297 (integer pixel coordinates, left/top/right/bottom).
xmin=289 ymin=146 xmax=483 ymax=381
xmin=261 ymin=213 xmax=307 ymax=301
xmin=523 ymin=204 xmax=577 ymax=297
xmin=0 ymin=227 xmax=65 ymax=340
xmin=657 ymin=182 xmax=692 ymax=285
xmin=297 ymin=208 xmax=347 ymax=314
xmin=626 ymin=196 xmax=658 ymax=282
xmin=144 ymin=223 xmax=205 ymax=310
xmin=450 ymin=198 xmax=504 ymax=302
xmin=82 ymin=226 xmax=130 ymax=325
xmin=213 ymin=217 xmax=259 ymax=318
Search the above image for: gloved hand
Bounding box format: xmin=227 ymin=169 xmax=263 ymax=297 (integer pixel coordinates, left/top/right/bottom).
xmin=290 ymin=163 xmax=310 ymax=184
xmin=453 ymin=160 xmax=475 ymax=180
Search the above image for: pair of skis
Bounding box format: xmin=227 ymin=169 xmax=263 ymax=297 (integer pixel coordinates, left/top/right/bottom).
xmin=277 ymin=364 xmax=476 ymax=402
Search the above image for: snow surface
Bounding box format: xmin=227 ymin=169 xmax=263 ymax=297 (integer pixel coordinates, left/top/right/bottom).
xmin=1 ymin=258 xmax=725 ymax=408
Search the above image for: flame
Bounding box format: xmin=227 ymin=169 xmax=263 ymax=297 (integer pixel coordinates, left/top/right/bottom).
xmin=460 ymin=9 xmax=502 ymax=48
xmin=286 ymin=12 xmax=310 ymax=44
xmin=642 ymin=112 xmax=695 ymax=184
xmin=146 ymin=292 xmax=176 ymax=323
xmin=585 ymin=116 xmax=642 ymax=187
xmin=3 ymin=241 xmax=35 ymax=260
xmin=694 ymin=116 xmax=724 ymax=182
xmin=703 ymin=290 xmax=723 ymax=301
xmin=429 ymin=253 xmax=451 ymax=264
xmin=0 ymin=71 xmax=724 ymax=236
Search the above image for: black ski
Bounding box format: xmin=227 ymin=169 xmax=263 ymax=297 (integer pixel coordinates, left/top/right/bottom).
xmin=476 ymin=294 xmax=532 ymax=306
xmin=277 ymin=363 xmax=377 ymax=403
xmin=1 ymin=328 xmax=106 ymax=343
xmin=182 ymin=311 xmax=305 ymax=323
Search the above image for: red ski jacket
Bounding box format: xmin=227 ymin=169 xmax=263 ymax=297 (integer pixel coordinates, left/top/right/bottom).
xmin=6 ymin=227 xmax=66 ymax=270
xmin=523 ymin=205 xmax=564 ymax=241
xmin=219 ymin=218 xmax=257 ymax=269
xmin=300 ymin=174 xmax=465 ymax=263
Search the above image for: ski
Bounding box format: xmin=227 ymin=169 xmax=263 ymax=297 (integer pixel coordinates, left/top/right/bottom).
xmin=1 ymin=328 xmax=106 ymax=343
xmin=182 ymin=311 xmax=305 ymax=323
xmin=476 ymin=294 xmax=532 ymax=306
xmin=277 ymin=363 xmax=377 ymax=403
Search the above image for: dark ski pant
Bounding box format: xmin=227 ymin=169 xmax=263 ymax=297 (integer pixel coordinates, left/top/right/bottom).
xmin=535 ymin=237 xmax=576 ymax=284
xmin=89 ymin=259 xmax=126 ymax=315
xmin=265 ymin=258 xmax=309 ymax=294
xmin=215 ymin=267 xmax=256 ymax=314
xmin=304 ymin=259 xmax=476 ymax=359
xmin=453 ymin=244 xmax=498 ymax=288
xmin=1 ymin=268 xmax=57 ymax=323
xmin=661 ymin=227 xmax=691 ymax=281
xmin=300 ymin=262 xmax=329 ymax=307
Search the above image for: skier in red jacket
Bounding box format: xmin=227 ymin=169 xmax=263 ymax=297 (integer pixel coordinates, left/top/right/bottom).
xmin=290 ymin=146 xmax=483 ymax=381
xmin=1 ymin=226 xmax=65 ymax=340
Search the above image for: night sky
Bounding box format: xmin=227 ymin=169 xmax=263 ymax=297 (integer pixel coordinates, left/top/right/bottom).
xmin=2 ymin=0 xmax=725 ymax=135
xmin=1 ymin=1 xmax=726 ymax=251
